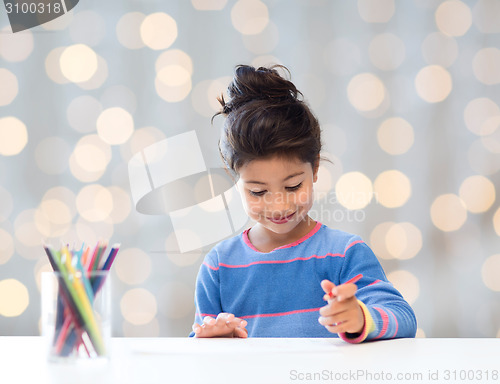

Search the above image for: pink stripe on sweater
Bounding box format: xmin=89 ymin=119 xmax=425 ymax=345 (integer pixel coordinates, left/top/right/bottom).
xmin=373 ymin=307 xmax=389 ymax=339
xmin=219 ymin=252 xmax=345 ymax=268
xmin=202 ymin=230 xmax=366 ymax=271
xmin=387 ymin=308 xmax=399 ymax=338
xmin=203 ymin=261 xmax=219 ymax=271
xmin=239 ymin=307 xmax=322 ymax=319
xmin=242 ymin=229 xmax=259 ymax=252
xmin=345 ymin=240 xmax=364 ymax=253
xmin=195 ymin=313 xmax=217 ymax=318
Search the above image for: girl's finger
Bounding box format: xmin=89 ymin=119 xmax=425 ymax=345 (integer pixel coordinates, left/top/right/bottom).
xmin=227 ymin=318 xmax=247 ymax=330
xmin=325 ymin=324 xmax=344 ymax=333
xmin=326 ymin=319 xmax=362 ymax=334
xmin=318 ymin=314 xmax=346 ymax=327
xmin=203 ymin=316 xmax=216 ymax=326
xmin=234 ymin=326 xmax=248 ymax=338
xmin=319 ymin=301 xmax=348 ymax=317
xmin=330 ymin=283 xmax=358 ymax=302
xmin=323 ymin=293 xmax=336 ymax=302
xmin=320 ymin=279 xmax=336 ymax=295
xmin=216 ymin=313 xmax=233 ymax=323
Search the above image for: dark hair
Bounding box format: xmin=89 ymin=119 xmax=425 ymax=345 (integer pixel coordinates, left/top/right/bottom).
xmin=214 ymin=64 xmax=322 ymax=178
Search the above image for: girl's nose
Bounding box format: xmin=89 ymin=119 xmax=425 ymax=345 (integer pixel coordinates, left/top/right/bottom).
xmin=267 ymin=193 xmax=292 ymax=213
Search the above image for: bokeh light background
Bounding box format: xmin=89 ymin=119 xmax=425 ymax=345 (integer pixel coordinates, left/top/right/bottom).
xmin=0 ymin=0 xmax=499 ymax=338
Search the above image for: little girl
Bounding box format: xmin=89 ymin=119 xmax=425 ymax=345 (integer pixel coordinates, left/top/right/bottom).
xmin=191 ymin=65 xmax=417 ymax=342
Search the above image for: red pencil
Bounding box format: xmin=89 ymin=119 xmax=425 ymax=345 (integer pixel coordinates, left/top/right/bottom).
xmin=328 ymin=273 xmax=363 ymax=298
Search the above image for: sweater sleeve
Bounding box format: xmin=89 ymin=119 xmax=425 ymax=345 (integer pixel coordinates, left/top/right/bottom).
xmin=189 ymin=249 xmax=222 ymax=337
xmin=337 ymin=240 xmax=417 ymax=343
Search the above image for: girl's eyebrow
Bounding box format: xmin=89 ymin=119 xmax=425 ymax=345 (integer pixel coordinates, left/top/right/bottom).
xmin=245 ymin=171 xmax=304 ymax=185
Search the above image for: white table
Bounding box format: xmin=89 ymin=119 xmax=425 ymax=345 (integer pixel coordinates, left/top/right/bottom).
xmin=0 ymin=337 xmax=498 ymax=384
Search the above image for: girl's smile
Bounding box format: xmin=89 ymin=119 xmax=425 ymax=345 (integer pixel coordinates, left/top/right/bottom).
xmin=267 ymin=211 xmax=296 ymax=224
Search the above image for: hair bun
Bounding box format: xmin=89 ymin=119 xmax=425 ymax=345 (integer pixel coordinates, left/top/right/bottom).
xmin=218 ymin=64 xmax=302 ymax=115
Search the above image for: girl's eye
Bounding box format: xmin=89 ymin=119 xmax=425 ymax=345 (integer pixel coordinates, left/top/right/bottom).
xmin=249 ymin=190 xmax=266 ymax=197
xmin=286 ymin=182 xmax=303 ymax=192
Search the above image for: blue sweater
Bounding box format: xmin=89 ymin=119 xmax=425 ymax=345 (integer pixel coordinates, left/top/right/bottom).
xmin=192 ymin=222 xmax=417 ymax=342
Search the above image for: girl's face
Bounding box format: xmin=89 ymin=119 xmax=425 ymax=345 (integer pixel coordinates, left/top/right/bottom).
xmin=236 ymin=155 xmax=318 ymax=235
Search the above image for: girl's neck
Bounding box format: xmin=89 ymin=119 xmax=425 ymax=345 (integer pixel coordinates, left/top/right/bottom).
xmin=247 ymin=216 xmax=317 ymax=253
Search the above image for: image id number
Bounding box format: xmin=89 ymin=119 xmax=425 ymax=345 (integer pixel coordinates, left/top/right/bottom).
xmin=444 ymin=370 xmax=499 ymax=381
xmin=5 ymin=2 xmax=63 ymax=14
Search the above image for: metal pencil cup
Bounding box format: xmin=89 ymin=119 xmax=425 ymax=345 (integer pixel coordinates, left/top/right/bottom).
xmin=41 ymin=271 xmax=111 ymax=362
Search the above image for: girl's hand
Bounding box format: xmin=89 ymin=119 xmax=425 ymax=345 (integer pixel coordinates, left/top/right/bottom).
xmin=192 ymin=313 xmax=248 ymax=338
xmin=318 ymin=280 xmax=365 ymax=335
